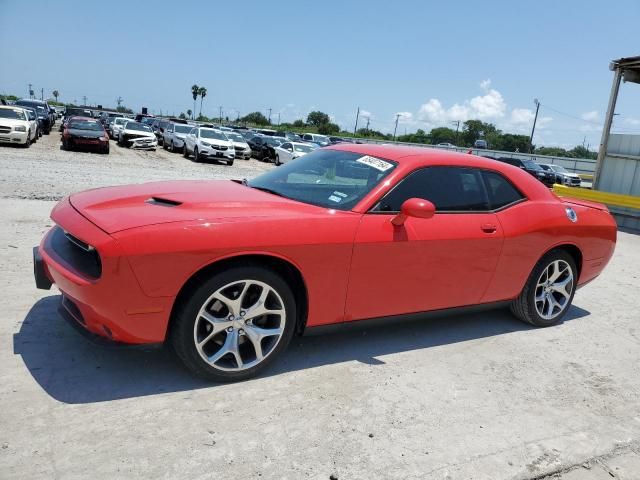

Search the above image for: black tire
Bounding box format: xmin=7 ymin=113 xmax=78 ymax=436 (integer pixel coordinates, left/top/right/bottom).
xmin=103 ymin=144 xmax=110 ymax=154
xmin=510 ymin=249 xmax=577 ymax=327
xmin=227 ymin=159 xmax=234 ymax=166
xmin=170 ymin=265 xmax=297 ymax=382
xmin=23 ymin=133 xmax=31 ymax=148
xmin=275 ymin=154 xmax=281 ymax=166
xmin=163 ymin=140 xmax=168 ymax=150
xmin=193 ymin=147 xmax=200 ymax=162
xmin=183 ymin=144 xmax=190 ymax=159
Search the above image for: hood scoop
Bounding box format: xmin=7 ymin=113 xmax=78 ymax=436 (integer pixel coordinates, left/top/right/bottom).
xmin=146 ymin=197 xmax=183 ymax=207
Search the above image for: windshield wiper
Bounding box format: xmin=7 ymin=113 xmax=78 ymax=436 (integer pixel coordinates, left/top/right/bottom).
xmin=249 ymin=185 xmax=290 ymax=199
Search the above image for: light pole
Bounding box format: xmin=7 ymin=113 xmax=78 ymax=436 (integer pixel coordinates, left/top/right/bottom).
xmin=393 ymin=113 xmax=400 ymax=141
xmin=451 ymin=120 xmax=460 ymax=145
xmin=529 ymin=98 xmax=540 ymax=153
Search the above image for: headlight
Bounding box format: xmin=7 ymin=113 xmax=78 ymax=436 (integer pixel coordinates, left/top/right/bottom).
xmin=99 ymin=136 xmax=108 ymax=141
xmin=201 ymin=142 xmax=211 ymax=147
xmin=15 ymin=126 xmax=27 ymax=132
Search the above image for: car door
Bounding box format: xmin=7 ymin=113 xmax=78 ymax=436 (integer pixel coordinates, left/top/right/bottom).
xmin=186 ymin=128 xmax=196 ymax=152
xmin=345 ymin=166 xmax=505 ymax=321
xmin=279 ymin=143 xmax=292 ymax=162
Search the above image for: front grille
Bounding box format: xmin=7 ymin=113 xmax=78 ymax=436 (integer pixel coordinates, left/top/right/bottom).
xmin=47 ymin=226 xmax=102 ymax=279
xmin=234 ymin=146 xmax=245 ymax=152
xmin=212 ymin=145 xmax=228 ymax=151
xmin=0 ymin=126 xmax=11 ymax=134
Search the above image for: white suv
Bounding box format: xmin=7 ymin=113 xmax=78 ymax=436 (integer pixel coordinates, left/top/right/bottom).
xmin=224 ymin=131 xmax=251 ymax=159
xmin=0 ymin=106 xmax=37 ymax=147
xmin=183 ymin=127 xmax=235 ymax=165
xmin=110 ymin=117 xmax=130 ymax=139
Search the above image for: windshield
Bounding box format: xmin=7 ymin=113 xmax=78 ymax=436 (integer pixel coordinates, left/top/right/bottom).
xmin=265 ymin=137 xmax=283 ymax=146
xmin=200 ymin=129 xmax=227 ymax=140
xmin=551 ymin=165 xmax=568 ymax=173
xmin=294 ymin=144 xmax=313 ymax=153
xmin=522 ymin=159 xmax=542 ymax=170
xmin=175 ymin=124 xmax=192 ymax=134
xmin=114 ymin=118 xmax=128 ymax=125
xmin=126 ymin=122 xmax=152 ymax=132
xmin=0 ymin=108 xmax=27 ymax=120
xmin=248 ymin=149 xmax=397 ymax=210
xmin=314 ymin=135 xmax=329 ymax=143
xmin=226 ymin=132 xmax=244 ymax=142
xmin=69 ymin=120 xmax=103 ymax=131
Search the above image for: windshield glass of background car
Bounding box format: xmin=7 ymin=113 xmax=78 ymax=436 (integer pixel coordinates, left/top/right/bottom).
xmin=294 ymin=144 xmax=313 ymax=153
xmin=175 ymin=125 xmax=192 ymax=134
xmin=552 ymin=165 xmax=568 ymax=172
xmin=69 ymin=120 xmax=103 ymax=131
xmin=0 ymin=109 xmax=27 ymax=120
xmin=523 ymin=159 xmax=541 ymax=170
xmin=226 ymin=133 xmax=244 ymax=141
xmin=248 ymin=149 xmax=397 ymax=210
xmin=127 ymin=122 xmax=152 ymax=132
xmin=200 ymin=130 xmax=227 ymax=140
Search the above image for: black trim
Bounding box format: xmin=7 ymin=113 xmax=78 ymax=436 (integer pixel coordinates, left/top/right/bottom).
xmin=303 ymin=301 xmax=512 ymax=336
xmin=58 ymin=297 xmax=163 ymax=350
xmin=33 ymin=247 xmax=52 ymax=290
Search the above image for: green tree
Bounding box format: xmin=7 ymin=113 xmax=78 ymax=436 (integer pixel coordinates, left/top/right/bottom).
xmin=187 ymin=109 xmax=192 ymax=119
xmin=198 ymin=86 xmax=207 ymax=117
xmin=306 ymin=111 xmax=330 ymax=126
xmin=179 ymin=112 xmax=187 ymax=120
xmin=397 ymin=128 xmax=430 ymax=144
xmin=318 ymin=122 xmax=340 ymax=135
xmin=292 ymin=119 xmax=305 ymax=127
xmin=240 ymin=111 xmax=269 ymax=125
xmin=52 ymin=90 xmax=59 ymax=103
xmin=461 ymin=120 xmax=499 ymax=147
xmin=569 ymin=145 xmax=597 ymax=160
xmin=191 ymin=84 xmax=199 ymax=119
xmin=429 ymin=127 xmax=458 ymax=145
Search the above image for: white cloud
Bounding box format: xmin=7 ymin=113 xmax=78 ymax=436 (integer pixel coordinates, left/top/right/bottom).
xmin=510 ymin=108 xmax=535 ymax=125
xmin=359 ymin=109 xmax=372 ymax=119
xmin=581 ymin=110 xmax=599 ymax=121
xmin=624 ymin=117 xmax=640 ymax=126
xmin=416 ymin=80 xmax=506 ymax=124
xmin=394 ymin=111 xmax=414 ymax=124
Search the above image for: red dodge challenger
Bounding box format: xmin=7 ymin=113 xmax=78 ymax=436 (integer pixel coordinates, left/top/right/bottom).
xmin=33 ymin=145 xmax=617 ymax=381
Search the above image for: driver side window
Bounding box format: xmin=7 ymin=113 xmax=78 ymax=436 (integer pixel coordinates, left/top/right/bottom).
xmin=373 ymin=166 xmax=490 ymax=213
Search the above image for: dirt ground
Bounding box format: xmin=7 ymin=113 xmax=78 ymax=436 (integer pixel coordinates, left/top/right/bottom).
xmin=1 ymin=129 xmax=639 ymax=480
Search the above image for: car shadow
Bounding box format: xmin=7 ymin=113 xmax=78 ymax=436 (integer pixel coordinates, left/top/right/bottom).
xmin=14 ymin=295 xmax=590 ymax=404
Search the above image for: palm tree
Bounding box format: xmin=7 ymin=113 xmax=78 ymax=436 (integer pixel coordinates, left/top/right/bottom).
xmin=187 ymin=109 xmax=192 ymax=119
xmin=191 ymin=85 xmax=199 ymax=119
xmin=52 ymin=90 xmax=59 ymax=103
xmin=198 ymin=86 xmax=207 ymax=118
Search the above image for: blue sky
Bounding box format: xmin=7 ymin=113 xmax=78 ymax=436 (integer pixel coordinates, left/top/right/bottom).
xmin=1 ymin=0 xmax=639 ymax=149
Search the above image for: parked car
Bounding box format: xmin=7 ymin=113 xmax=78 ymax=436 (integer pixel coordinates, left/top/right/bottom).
xmin=539 ymin=164 xmax=581 ymax=187
xmin=162 ymin=122 xmax=192 ymax=153
xmin=284 ymin=132 xmax=302 ymax=142
xmin=0 ymin=105 xmax=37 ymax=147
xmin=437 ymin=142 xmax=456 ymax=148
xmin=16 ymin=106 xmax=41 ymax=140
xmin=118 ymin=121 xmax=157 ymax=149
xmin=301 ymin=133 xmax=330 ymax=147
xmin=474 ymin=139 xmax=488 ymax=149
xmin=247 ymin=135 xmax=284 ymax=161
xmin=239 ymin=130 xmax=255 ymax=140
xmin=15 ymin=99 xmax=53 ymax=134
xmin=328 ymin=136 xmax=354 ymax=144
xmin=62 ymin=116 xmax=109 ymax=153
xmin=33 ymin=145 xmax=617 ymax=381
xmin=183 ymin=127 xmax=235 ymax=165
xmin=223 ymin=131 xmax=252 ymax=159
xmin=110 ymin=117 xmax=130 ymax=139
xmin=151 ymin=119 xmax=170 ymax=146
xmin=493 ymin=157 xmax=555 ymax=187
xmin=273 ymin=141 xmax=315 ymax=165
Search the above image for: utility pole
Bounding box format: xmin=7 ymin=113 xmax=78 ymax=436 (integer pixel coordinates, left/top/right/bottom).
xmin=529 ymin=98 xmax=540 ymax=153
xmin=116 ymin=96 xmax=123 ymax=108
xmin=353 ymin=107 xmax=360 ymax=135
xmin=41 ymin=88 xmax=44 ymax=101
xmin=267 ymin=108 xmax=272 ymax=124
xmin=82 ymin=95 xmax=87 ymax=107
xmin=277 ymin=112 xmax=281 ymax=126
xmin=219 ymin=106 xmax=223 ymax=124
xmin=451 ymin=120 xmax=461 ymax=145
xmin=28 ymin=83 xmax=33 ymax=99
xmin=393 ymin=113 xmax=401 ymax=141
xmin=365 ymin=117 xmax=370 ymax=136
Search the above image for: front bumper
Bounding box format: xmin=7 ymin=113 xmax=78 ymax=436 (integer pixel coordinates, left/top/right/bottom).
xmin=0 ymin=130 xmax=28 ymax=144
xmin=33 ymin=199 xmax=173 ymax=344
xmin=199 ymin=146 xmax=235 ymax=160
xmin=127 ymin=137 xmax=157 ymax=149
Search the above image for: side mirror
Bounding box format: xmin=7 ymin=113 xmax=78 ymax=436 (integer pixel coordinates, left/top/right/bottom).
xmin=391 ymin=198 xmax=436 ymax=226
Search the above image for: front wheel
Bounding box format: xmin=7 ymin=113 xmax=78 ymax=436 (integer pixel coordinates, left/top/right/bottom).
xmin=193 ymin=146 xmax=200 ymax=162
xmin=183 ymin=144 xmax=190 ymax=158
xmin=275 ymin=154 xmax=281 ymax=166
xmin=170 ymin=266 xmax=297 ymax=381
xmin=510 ymin=250 xmax=577 ymax=327
xmin=227 ymin=159 xmax=234 ymax=166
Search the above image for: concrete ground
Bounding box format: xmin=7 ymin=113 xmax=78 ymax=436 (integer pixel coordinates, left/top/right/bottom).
xmin=1 ymin=130 xmax=639 ymax=479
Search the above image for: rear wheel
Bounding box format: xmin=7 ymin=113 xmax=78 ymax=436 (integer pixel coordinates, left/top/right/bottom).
xmin=193 ymin=146 xmax=200 ymax=162
xmin=170 ymin=266 xmax=297 ymax=381
xmin=510 ymin=250 xmax=577 ymax=327
xmin=275 ymin=154 xmax=281 ymax=166
xmin=183 ymin=144 xmax=190 ymax=158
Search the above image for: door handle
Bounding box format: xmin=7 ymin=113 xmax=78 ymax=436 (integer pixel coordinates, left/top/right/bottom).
xmin=481 ymin=224 xmax=497 ymax=233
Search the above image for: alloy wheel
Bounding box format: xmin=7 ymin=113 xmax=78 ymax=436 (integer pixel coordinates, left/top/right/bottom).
xmin=193 ymin=280 xmax=286 ymax=371
xmin=534 ymin=259 xmax=574 ymax=320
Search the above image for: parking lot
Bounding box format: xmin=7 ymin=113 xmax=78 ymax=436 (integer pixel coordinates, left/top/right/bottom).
xmin=1 ymin=129 xmax=640 ymax=479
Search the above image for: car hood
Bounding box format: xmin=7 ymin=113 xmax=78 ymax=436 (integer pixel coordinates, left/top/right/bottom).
xmin=67 ymin=128 xmax=104 ymax=138
xmin=122 ymin=130 xmax=154 ymax=138
xmin=68 ymin=180 xmax=326 ymax=234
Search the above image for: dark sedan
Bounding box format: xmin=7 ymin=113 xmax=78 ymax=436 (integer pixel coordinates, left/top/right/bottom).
xmin=62 ymin=116 xmax=109 ymax=153
xmin=247 ymin=135 xmax=284 ymax=161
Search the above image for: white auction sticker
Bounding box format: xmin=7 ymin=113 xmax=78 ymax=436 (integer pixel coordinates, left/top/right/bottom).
xmin=356 ymin=155 xmax=393 ymax=172
xmin=328 ymin=195 xmax=342 ymax=203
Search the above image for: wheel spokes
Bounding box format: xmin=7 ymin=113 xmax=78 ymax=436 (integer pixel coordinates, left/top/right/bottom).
xmin=534 ymin=259 xmax=574 ymax=320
